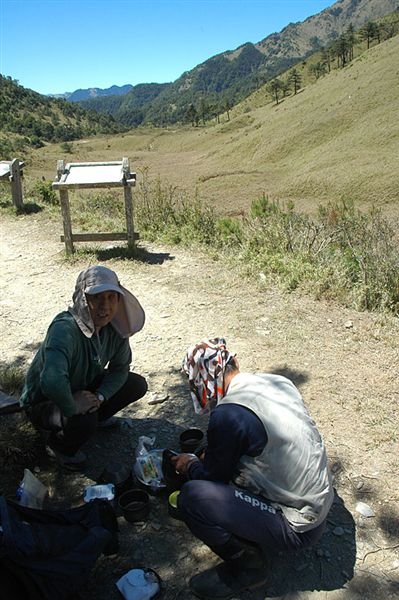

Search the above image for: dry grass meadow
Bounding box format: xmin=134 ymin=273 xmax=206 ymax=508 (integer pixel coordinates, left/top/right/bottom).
xmin=19 ymin=34 xmax=399 ymax=221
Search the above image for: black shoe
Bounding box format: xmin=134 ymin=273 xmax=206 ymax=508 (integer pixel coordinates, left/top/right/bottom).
xmin=98 ymin=416 xmax=119 ymax=429
xmin=189 ymin=560 xmax=268 ymax=599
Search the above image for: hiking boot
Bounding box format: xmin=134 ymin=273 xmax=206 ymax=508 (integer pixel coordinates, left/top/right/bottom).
xmin=46 ymin=445 xmax=87 ymax=470
xmin=189 ymin=560 xmax=268 ymax=599
xmin=190 ymin=543 xmax=269 ymax=599
xmin=98 ymin=416 xmax=119 ymax=429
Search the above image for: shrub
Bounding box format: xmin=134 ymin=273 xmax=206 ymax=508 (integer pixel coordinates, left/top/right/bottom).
xmin=32 ymin=180 xmax=58 ymax=205
xmin=60 ymin=141 xmax=74 ymax=153
xmin=16 ymin=169 xmax=398 ymax=316
xmin=29 ymin=136 xmax=44 ymax=148
xmin=71 ymin=191 xmax=125 ymax=232
xmin=135 ymin=167 xmax=217 ymax=245
xmin=318 ymin=200 xmax=399 ymax=312
xmin=216 ymin=217 xmax=243 ymax=247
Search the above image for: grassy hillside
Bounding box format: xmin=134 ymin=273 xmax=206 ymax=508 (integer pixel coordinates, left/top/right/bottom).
xmin=23 ymin=33 xmax=399 ymax=219
xmin=0 ymin=75 xmax=124 ymax=157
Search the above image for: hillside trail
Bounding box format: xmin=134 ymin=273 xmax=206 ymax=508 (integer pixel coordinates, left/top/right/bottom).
xmin=0 ymin=212 xmax=398 ymax=600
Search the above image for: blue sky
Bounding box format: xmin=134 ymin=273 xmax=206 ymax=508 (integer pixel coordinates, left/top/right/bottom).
xmin=1 ymin=0 xmax=334 ymax=95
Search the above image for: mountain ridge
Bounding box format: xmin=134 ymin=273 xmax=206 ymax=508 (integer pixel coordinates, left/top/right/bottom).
xmin=1 ymin=0 xmax=397 ymax=155
xmin=74 ymin=0 xmax=398 ymax=125
xmin=49 ymin=83 xmax=134 ymax=102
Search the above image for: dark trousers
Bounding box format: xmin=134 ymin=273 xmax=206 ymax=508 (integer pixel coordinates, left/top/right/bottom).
xmin=178 ymin=480 xmax=326 ymax=558
xmin=27 ymin=372 xmax=147 ymax=456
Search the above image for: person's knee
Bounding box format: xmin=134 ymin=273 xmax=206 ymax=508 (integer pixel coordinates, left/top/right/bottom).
xmin=177 ymin=481 xmax=203 ymax=522
xmin=127 ymin=372 xmax=148 ymax=400
xmin=178 ymin=480 xmax=197 ymax=511
xmin=178 ymin=480 xmax=217 ymax=516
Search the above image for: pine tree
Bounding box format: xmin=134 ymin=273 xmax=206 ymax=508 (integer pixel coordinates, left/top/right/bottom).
xmin=288 ymin=68 xmax=302 ymax=95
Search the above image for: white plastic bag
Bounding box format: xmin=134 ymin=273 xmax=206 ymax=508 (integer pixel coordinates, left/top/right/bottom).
xmin=116 ymin=568 xmax=160 ymax=600
xmin=133 ymin=436 xmax=164 ymax=489
xmin=17 ymin=468 xmax=48 ymax=509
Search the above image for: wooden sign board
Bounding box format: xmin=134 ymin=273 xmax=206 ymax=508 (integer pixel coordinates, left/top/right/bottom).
xmin=0 ymin=161 xmax=12 ymax=179
xmin=0 ymin=160 xmax=25 ymax=179
xmin=0 ymin=159 xmax=25 ymax=208
xmin=52 ymin=158 xmax=137 ymax=254
xmin=53 ymin=161 xmax=136 ymax=189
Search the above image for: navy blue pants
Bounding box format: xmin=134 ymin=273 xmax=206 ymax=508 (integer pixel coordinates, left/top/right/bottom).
xmin=178 ymin=480 xmax=326 ymax=557
xmin=26 ymin=372 xmax=147 ymax=455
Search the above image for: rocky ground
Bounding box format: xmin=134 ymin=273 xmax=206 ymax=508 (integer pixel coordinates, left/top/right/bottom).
xmin=0 ymin=213 xmax=398 ymax=599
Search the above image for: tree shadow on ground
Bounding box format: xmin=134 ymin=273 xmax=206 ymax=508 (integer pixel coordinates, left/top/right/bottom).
xmin=4 ymin=404 xmax=396 ymax=600
xmin=346 ymin=472 xmax=399 ymax=542
xmin=6 ymin=363 xmax=395 ymax=599
xmin=0 ymin=201 xmax=42 ymax=213
xmin=0 ymin=413 xmax=42 ymax=496
xmin=378 ymin=505 xmax=399 ymax=542
xmin=75 ymin=244 xmax=176 ymax=265
xmin=0 ymin=357 xmax=28 ymax=412
xmin=0 ymin=345 xmax=41 ymax=383
xmin=30 ymin=415 xmax=200 ymax=511
xmin=17 ymin=203 xmax=43 ymax=214
xmin=269 ymin=365 xmax=309 ymax=388
xmin=0 ymin=355 xmax=30 ymax=374
xmin=0 ymin=353 xmax=39 ymax=409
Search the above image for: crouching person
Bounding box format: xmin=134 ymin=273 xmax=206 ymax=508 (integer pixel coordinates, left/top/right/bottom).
xmin=20 ymin=265 xmax=147 ymax=470
xmin=172 ymin=338 xmax=333 ymax=599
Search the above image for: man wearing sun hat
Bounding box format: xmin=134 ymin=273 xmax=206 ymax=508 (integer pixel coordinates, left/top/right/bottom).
xmin=20 ymin=265 xmax=147 ymax=469
xmin=172 ymin=337 xmax=333 ymax=599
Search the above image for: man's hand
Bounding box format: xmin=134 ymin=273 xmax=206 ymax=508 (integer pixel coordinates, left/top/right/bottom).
xmin=73 ymin=390 xmax=101 ymax=414
xmin=171 ymin=453 xmax=199 ymax=475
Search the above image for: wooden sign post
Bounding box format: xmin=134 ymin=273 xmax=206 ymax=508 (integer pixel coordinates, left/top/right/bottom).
xmin=52 ymin=157 xmax=138 ymax=255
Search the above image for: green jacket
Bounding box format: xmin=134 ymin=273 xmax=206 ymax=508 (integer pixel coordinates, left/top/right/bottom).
xmin=20 ymin=311 xmax=132 ymax=417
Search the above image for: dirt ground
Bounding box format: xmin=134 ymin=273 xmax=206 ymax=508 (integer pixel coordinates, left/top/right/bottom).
xmin=0 ymin=212 xmax=398 ymax=600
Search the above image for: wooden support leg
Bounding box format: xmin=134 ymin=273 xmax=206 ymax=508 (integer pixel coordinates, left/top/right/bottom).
xmin=59 ymin=189 xmax=74 ymax=254
xmin=9 ymin=159 xmax=23 ymax=210
xmin=124 ymin=185 xmax=135 ymax=252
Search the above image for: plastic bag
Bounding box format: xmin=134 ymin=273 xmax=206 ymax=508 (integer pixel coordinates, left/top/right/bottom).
xmin=16 ymin=468 xmax=48 ymax=509
xmin=133 ymin=436 xmax=165 ymax=490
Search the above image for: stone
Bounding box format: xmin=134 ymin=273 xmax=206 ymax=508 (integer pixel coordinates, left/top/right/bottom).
xmin=355 ymin=502 xmax=375 ymax=517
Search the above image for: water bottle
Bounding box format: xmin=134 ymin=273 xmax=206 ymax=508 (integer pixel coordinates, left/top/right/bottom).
xmin=83 ymin=483 xmax=115 ymax=502
xmin=16 ymin=481 xmax=24 ymax=501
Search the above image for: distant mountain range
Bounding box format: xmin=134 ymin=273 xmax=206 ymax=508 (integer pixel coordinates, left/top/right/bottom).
xmin=49 ymin=84 xmax=134 ymax=102
xmin=62 ymin=0 xmax=398 ymax=126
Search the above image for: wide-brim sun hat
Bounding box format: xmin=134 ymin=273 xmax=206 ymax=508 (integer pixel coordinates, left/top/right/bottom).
xmin=84 ymin=265 xmax=126 ymax=297
xmin=70 ymin=265 xmax=145 ymax=338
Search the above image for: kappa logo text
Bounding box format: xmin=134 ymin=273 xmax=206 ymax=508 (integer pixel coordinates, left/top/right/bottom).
xmin=235 ymin=489 xmax=276 ymax=513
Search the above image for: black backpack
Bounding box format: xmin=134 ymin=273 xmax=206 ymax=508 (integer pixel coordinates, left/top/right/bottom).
xmin=0 ymin=496 xmax=118 ymax=600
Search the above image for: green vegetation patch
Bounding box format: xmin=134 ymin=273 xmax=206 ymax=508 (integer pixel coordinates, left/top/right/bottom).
xmin=49 ymin=174 xmax=399 ymax=316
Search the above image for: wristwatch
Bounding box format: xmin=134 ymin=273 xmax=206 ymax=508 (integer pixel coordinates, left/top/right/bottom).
xmin=96 ymin=392 xmax=105 ymax=403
